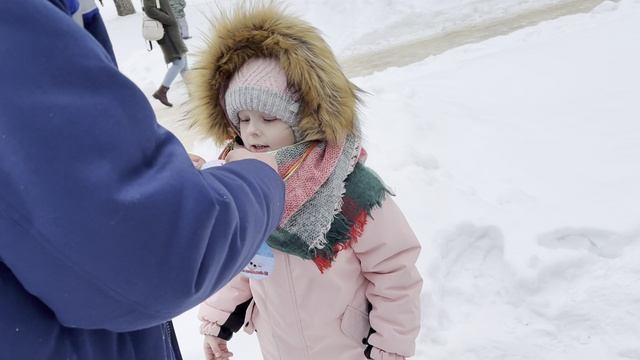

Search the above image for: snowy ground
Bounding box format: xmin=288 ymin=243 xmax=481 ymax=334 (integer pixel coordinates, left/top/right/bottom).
xmin=100 ymin=0 xmax=640 ymax=359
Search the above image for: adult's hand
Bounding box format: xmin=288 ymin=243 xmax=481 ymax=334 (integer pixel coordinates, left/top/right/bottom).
xmin=226 ymin=148 xmax=278 ymax=173
xmin=188 ymin=153 xmax=206 ymax=169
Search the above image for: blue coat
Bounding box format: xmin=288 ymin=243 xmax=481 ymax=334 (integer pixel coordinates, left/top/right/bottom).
xmin=0 ymin=1 xmax=285 ymax=359
xmin=49 ymin=0 xmax=118 ymax=65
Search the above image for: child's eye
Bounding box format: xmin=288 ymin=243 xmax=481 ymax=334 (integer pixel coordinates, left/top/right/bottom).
xmin=239 ymin=118 xmax=249 ymax=122
xmin=263 ymin=117 xmax=278 ymax=122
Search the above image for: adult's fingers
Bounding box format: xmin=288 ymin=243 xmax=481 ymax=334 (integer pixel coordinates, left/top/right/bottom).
xmin=225 ymin=148 xmax=278 ymax=172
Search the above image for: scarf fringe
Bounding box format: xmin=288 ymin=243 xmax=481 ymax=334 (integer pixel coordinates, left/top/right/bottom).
xmin=312 ymin=163 xmax=389 ymax=272
xmin=349 ymin=210 xmax=368 ymax=242
xmin=270 ymin=162 xmax=390 ymax=273
xmin=313 ymin=256 xmax=333 ymax=273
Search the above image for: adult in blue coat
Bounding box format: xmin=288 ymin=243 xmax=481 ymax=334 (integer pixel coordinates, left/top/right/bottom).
xmin=50 ymin=0 xmax=118 ymax=65
xmin=0 ymin=1 xmax=285 ymax=359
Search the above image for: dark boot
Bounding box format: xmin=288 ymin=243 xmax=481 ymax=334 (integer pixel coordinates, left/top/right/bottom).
xmin=153 ymin=85 xmax=173 ymax=107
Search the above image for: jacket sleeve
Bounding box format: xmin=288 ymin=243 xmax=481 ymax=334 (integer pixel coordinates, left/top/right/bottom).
xmin=143 ymin=0 xmax=177 ymax=25
xmin=198 ymin=275 xmax=254 ymax=340
xmin=352 ymin=198 xmax=423 ymax=357
xmin=0 ymin=0 xmax=284 ymax=332
xmin=77 ymin=0 xmax=117 ymax=66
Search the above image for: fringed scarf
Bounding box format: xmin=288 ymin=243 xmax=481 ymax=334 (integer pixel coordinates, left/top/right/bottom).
xmin=224 ymin=134 xmax=390 ymax=272
xmin=272 ymin=134 xmax=390 ymax=272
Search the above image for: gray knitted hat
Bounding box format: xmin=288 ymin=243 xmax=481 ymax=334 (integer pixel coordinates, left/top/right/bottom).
xmin=224 ymin=57 xmax=301 ymax=139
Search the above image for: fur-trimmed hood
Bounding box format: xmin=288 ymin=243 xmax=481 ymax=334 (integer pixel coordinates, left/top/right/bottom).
xmin=189 ymin=4 xmax=361 ymax=145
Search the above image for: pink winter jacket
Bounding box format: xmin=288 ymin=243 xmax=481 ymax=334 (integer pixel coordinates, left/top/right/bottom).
xmin=198 ymin=197 xmax=422 ymax=359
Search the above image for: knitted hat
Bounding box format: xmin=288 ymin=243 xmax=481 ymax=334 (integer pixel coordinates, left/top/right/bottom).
xmin=224 ymin=57 xmax=301 ymax=139
xmin=190 ymin=4 xmax=361 ymax=145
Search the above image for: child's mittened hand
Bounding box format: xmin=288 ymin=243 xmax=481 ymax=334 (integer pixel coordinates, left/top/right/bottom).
xmin=188 ymin=153 xmax=206 ymax=169
xmin=203 ymin=336 xmax=233 ymax=360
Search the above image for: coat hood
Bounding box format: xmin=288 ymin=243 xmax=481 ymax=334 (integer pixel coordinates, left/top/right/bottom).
xmin=189 ymin=4 xmax=361 ymax=145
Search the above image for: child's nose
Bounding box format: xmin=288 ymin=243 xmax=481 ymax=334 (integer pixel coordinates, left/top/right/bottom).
xmin=247 ymin=119 xmax=262 ymax=135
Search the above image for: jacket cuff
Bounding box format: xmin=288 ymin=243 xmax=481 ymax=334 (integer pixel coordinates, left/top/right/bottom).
xmin=366 ymin=346 xmax=406 ymax=360
xmin=198 ymin=298 xmax=253 ymax=341
xmin=367 ymin=332 xmax=415 ymax=358
xmin=200 ymin=320 xmax=234 ymax=341
xmin=200 ymin=320 xmax=222 ymax=337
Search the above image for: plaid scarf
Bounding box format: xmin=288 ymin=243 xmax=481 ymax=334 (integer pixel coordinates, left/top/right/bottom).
xmin=266 ymin=134 xmax=390 ymax=272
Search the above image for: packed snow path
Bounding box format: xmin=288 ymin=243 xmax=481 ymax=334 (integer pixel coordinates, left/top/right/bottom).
xmin=153 ymin=0 xmax=609 ymax=151
xmin=341 ymin=0 xmax=606 ymax=77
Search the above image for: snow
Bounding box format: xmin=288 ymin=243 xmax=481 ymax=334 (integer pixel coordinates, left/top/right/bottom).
xmin=100 ymin=0 xmax=640 ymax=358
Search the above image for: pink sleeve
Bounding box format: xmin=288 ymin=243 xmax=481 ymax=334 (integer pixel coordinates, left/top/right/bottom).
xmin=352 ymin=197 xmax=422 ymax=357
xmin=370 ymin=347 xmax=407 ymax=360
xmin=198 ymin=274 xmax=252 ymax=336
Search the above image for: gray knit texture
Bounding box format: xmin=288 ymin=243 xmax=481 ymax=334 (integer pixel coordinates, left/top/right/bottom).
xmin=225 ymin=86 xmax=300 ymax=136
xmin=277 ymin=134 xmax=361 ymax=250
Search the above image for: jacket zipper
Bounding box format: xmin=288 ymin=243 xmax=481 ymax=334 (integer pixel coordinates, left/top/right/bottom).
xmin=283 ymin=255 xmax=312 ymax=359
xmin=164 ymin=321 xmax=183 ymax=360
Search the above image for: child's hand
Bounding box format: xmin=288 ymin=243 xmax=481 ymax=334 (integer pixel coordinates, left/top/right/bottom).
xmin=189 ymin=153 xmax=206 ymax=169
xmin=203 ymin=335 xmax=233 ymax=360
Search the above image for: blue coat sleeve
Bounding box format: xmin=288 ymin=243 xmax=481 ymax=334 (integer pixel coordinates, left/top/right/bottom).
xmin=81 ymin=6 xmax=118 ymax=66
xmin=0 ymin=0 xmax=284 ymax=332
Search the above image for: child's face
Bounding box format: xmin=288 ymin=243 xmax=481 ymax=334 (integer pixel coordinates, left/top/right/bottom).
xmin=238 ymin=110 xmax=295 ymax=152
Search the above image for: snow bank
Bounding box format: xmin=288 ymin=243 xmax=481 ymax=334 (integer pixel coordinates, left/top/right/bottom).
xmin=352 ymin=1 xmax=640 ymax=358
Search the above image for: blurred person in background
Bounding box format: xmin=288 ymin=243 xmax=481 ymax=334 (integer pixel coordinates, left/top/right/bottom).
xmin=143 ymin=0 xmax=188 ymax=107
xmin=169 ymin=0 xmax=191 ymax=39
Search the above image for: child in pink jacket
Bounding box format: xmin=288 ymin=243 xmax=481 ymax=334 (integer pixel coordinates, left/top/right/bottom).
xmin=189 ymin=4 xmax=422 ymax=360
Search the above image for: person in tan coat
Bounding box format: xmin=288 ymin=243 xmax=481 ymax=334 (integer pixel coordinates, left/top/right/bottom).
xmin=189 ymin=4 xmax=422 ymax=360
